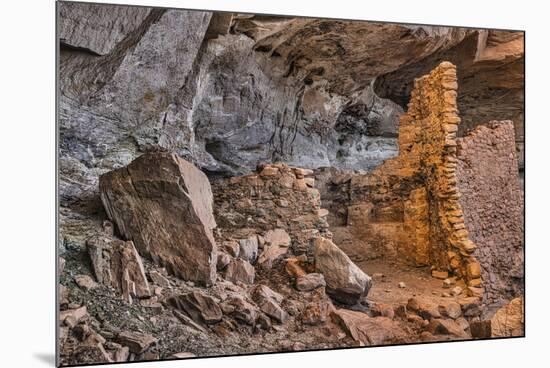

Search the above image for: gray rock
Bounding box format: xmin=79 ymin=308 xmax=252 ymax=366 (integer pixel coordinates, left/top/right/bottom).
xmin=313 ymin=237 xmax=372 ymax=304
xmin=295 ymin=273 xmax=326 ymax=292
xmin=238 ymin=236 xmax=259 ymax=263
xmin=224 ymin=259 xmax=255 ymax=285
xmin=59 ymin=2 xmax=151 ymax=55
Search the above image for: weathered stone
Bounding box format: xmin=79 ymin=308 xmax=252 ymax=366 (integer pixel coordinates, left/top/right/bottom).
xmin=224 ymin=259 xmax=255 ymax=285
xmin=259 ymin=298 xmax=288 ymax=323
xmin=139 ymin=299 xmax=163 ymax=313
xmin=450 ymin=286 xmax=463 ymax=296
xmin=116 ymin=331 xmax=156 ymax=354
xmin=172 ymin=310 xmax=207 ymax=333
xmin=313 ymin=237 xmax=372 ymax=304
xmin=295 ymin=273 xmax=326 ymax=292
xmin=332 ymin=309 xmax=406 ymax=345
xmin=99 ymin=152 xmax=217 ymax=286
xmin=442 ymin=278 xmax=455 ymax=288
xmin=491 ymin=297 xmax=524 ymax=337
xmin=285 ymin=258 xmax=307 ymax=278
xmin=438 ymin=301 xmax=462 ymax=319
xmin=59 ymin=2 xmax=151 ymax=55
xmin=60 ymin=306 xmax=88 ymax=327
xmin=431 ymin=270 xmax=449 ymax=280
xmin=113 ymin=346 xmax=130 ymax=362
xmin=407 ymin=298 xmax=441 ymax=320
xmin=226 ymin=296 xmax=258 ymax=325
xmin=427 ymin=319 xmax=468 ymax=338
xmin=300 ymin=300 xmax=332 ymax=325
xmin=251 ymin=284 xmax=284 ymax=305
xmin=74 ymin=275 xmax=97 ymax=290
xmin=87 ymin=236 xmax=151 ymax=303
xmin=222 ymin=241 xmax=240 ymax=258
xmin=216 ymin=252 xmax=232 ymax=270
xmin=238 ymin=236 xmax=259 ymax=263
xmin=166 ymin=291 xmax=223 ymax=325
xmin=148 ymin=270 xmax=170 ymax=288
xmin=257 ymin=229 xmax=291 ymax=268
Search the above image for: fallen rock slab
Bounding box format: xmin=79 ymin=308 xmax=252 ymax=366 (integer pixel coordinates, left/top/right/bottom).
xmin=116 ymin=331 xmax=156 ymax=354
xmin=225 ymin=296 xmax=258 ymax=325
xmin=259 ymin=298 xmax=288 ymax=323
xmin=86 ymin=236 xmax=151 ymax=303
xmin=313 ymin=237 xmax=372 ymax=305
xmin=99 ymin=152 xmax=218 ymax=286
xmin=224 ymin=259 xmax=255 ymax=285
xmin=148 ymin=270 xmax=170 ymax=288
xmin=166 ymin=291 xmax=223 ymax=325
xmin=332 ymin=309 xmax=407 ymax=345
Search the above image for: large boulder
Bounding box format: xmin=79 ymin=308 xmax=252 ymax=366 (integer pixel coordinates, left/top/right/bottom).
xmin=313 ymin=237 xmax=372 ymax=304
xmin=99 ymin=152 xmax=217 ymax=286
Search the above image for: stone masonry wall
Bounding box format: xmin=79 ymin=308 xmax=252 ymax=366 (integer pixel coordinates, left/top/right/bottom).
xmin=212 ymin=163 xmax=330 ymax=256
xmin=456 ymin=122 xmax=524 ymax=303
xmin=346 ymin=62 xmax=482 ymax=289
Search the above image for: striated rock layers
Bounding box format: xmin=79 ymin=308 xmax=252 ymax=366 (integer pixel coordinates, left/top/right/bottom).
xmin=99 ymin=152 xmax=218 ymax=286
xmin=58 ymin=2 xmax=524 ymax=219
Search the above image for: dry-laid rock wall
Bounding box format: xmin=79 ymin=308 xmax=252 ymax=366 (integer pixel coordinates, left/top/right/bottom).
xmin=456 ymin=122 xmax=524 ymax=302
xmin=212 ymin=163 xmax=330 ymax=256
xmin=345 ymin=62 xmax=482 ymax=289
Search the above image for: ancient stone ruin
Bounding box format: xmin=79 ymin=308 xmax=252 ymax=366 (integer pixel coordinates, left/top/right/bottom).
xmin=57 ymin=3 xmax=524 ymax=365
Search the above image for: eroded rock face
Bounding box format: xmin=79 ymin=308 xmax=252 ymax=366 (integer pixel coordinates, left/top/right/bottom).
xmin=313 ymin=237 xmax=372 ymax=304
xmin=58 ymin=2 xmax=523 ymax=218
xmin=99 ymin=152 xmax=217 ymax=286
